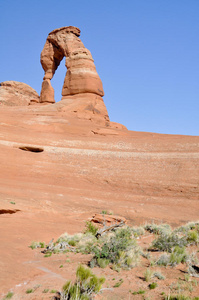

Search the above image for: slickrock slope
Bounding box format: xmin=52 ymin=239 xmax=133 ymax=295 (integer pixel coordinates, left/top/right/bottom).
xmin=0 ymin=81 xmax=39 ymax=106
xmin=0 ymin=103 xmax=198 ymax=298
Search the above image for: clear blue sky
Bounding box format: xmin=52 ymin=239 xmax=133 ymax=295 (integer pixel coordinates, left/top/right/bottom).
xmin=1 ymin=0 xmax=199 ymax=135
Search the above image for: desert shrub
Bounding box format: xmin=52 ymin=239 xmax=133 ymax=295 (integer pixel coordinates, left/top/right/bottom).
xmin=111 ymin=264 xmax=121 ymax=272
xmin=174 ymin=221 xmax=199 ymax=234
xmin=169 ymin=246 xmax=187 ymax=266
xmin=153 ymin=271 xmax=165 ymax=280
xmin=61 ymin=264 xmax=105 ymax=299
xmin=156 ymin=254 xmax=170 ymax=266
xmin=100 ymin=210 xmax=113 ymax=215
xmin=132 ymin=289 xmax=145 ymax=295
xmin=100 ymin=210 xmax=108 ymax=214
xmin=149 ymin=282 xmax=157 ymax=289
xmin=44 ymin=251 xmax=52 ymax=257
xmin=157 ymin=247 xmax=197 ymax=267
xmin=97 ymin=258 xmax=109 ymax=268
xmin=4 ymin=292 xmax=14 ymax=299
xmin=39 ymin=242 xmax=45 ymax=248
xmin=68 ymin=240 xmax=76 ymax=246
xmin=151 ymin=233 xmax=187 ymax=252
xmin=144 ymin=268 xmax=154 ymax=282
xmin=29 ymin=241 xmax=40 ymax=250
xmin=84 ymin=221 xmax=98 ymax=236
xmin=187 ymin=230 xmax=198 ymax=244
xmin=57 ymin=233 xmax=83 ymax=244
xmin=141 ymin=251 xmax=151 ymax=259
xmin=77 ymin=233 xmax=98 ymax=254
xmin=26 ymin=289 xmax=33 ymax=294
xmin=131 ymin=226 xmax=145 ymax=237
xmin=90 ymin=227 xmax=140 ymax=269
xmin=56 ymin=232 xmax=98 ymax=255
xmin=144 ymin=223 xmax=171 ymax=235
xmin=164 ymin=296 xmax=199 ymax=300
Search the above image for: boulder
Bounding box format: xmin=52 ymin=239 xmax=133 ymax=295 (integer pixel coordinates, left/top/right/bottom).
xmin=0 ymin=81 xmax=39 ymax=106
xmin=91 ymin=214 xmax=127 ymax=225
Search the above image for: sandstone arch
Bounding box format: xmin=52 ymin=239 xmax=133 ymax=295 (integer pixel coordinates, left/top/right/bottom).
xmin=40 ymin=26 xmax=104 ymax=104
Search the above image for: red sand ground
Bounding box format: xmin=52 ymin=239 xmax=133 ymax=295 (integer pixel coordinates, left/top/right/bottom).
xmin=0 ymin=104 xmax=198 ymax=299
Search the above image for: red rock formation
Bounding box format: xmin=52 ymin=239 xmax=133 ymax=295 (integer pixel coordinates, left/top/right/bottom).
xmin=0 ymin=81 xmax=39 ymax=106
xmin=40 ymin=26 xmax=107 ymax=121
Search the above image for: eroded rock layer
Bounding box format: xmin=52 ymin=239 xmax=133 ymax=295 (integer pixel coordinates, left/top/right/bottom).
xmin=0 ymin=81 xmax=39 ymax=106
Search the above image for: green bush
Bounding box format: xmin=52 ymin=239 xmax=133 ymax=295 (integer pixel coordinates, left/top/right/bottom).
xmin=68 ymin=240 xmax=76 ymax=246
xmin=44 ymin=251 xmax=52 ymax=257
xmin=97 ymin=258 xmax=110 ymax=268
xmin=61 ymin=265 xmax=105 ymax=299
xmin=149 ymin=282 xmax=157 ymax=289
xmin=100 ymin=210 xmax=108 ymax=214
xmin=151 ymin=233 xmax=187 ymax=252
xmin=169 ymin=246 xmax=187 ymax=266
xmin=144 ymin=268 xmax=154 ymax=282
xmin=187 ymin=230 xmax=198 ymax=244
xmin=39 ymin=242 xmax=45 ymax=248
xmin=144 ymin=223 xmax=171 ymax=235
xmin=29 ymin=241 xmax=40 ymax=250
xmin=4 ymin=292 xmax=14 ymax=299
xmin=77 ymin=233 xmax=97 ymax=254
xmin=26 ymin=289 xmax=33 ymax=294
xmin=90 ymin=227 xmax=140 ymax=269
xmin=84 ymin=222 xmax=98 ymax=236
xmin=156 ymin=254 xmax=170 ymax=266
xmin=132 ymin=289 xmax=145 ymax=295
xmin=131 ymin=226 xmax=145 ymax=237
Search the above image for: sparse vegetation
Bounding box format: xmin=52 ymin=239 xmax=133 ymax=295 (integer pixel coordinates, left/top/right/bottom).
xmin=144 ymin=223 xmax=171 ymax=235
xmin=29 ymin=241 xmax=40 ymax=250
xmin=164 ymin=295 xmax=199 ymax=300
xmin=60 ymin=264 xmax=105 ymax=299
xmin=148 ymin=282 xmax=158 ymax=289
xmin=84 ymin=221 xmax=98 ymax=236
xmin=144 ymin=268 xmax=154 ymax=282
xmin=153 ymin=271 xmax=165 ymax=280
xmin=44 ymin=251 xmax=52 ymax=257
xmin=151 ymin=233 xmax=187 ymax=252
xmin=4 ymin=292 xmax=14 ymax=299
xmin=29 ymin=241 xmax=45 ymax=249
xmin=28 ymin=220 xmax=199 ymax=299
xmin=90 ymin=227 xmax=140 ymax=269
xmin=132 ymin=289 xmax=145 ymax=295
xmin=169 ymin=246 xmax=187 ymax=266
xmin=26 ymin=289 xmax=33 ymax=294
xmin=100 ymin=210 xmax=113 ymax=215
xmin=113 ymin=279 xmax=123 ymax=288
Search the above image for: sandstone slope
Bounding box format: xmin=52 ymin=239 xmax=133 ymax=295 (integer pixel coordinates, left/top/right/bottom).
xmin=0 ymin=102 xmax=198 ymax=298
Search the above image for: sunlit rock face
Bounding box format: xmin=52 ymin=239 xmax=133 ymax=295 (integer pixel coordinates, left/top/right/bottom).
xmin=0 ymin=81 xmax=39 ymax=106
xmin=40 ymin=26 xmax=104 ymax=103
